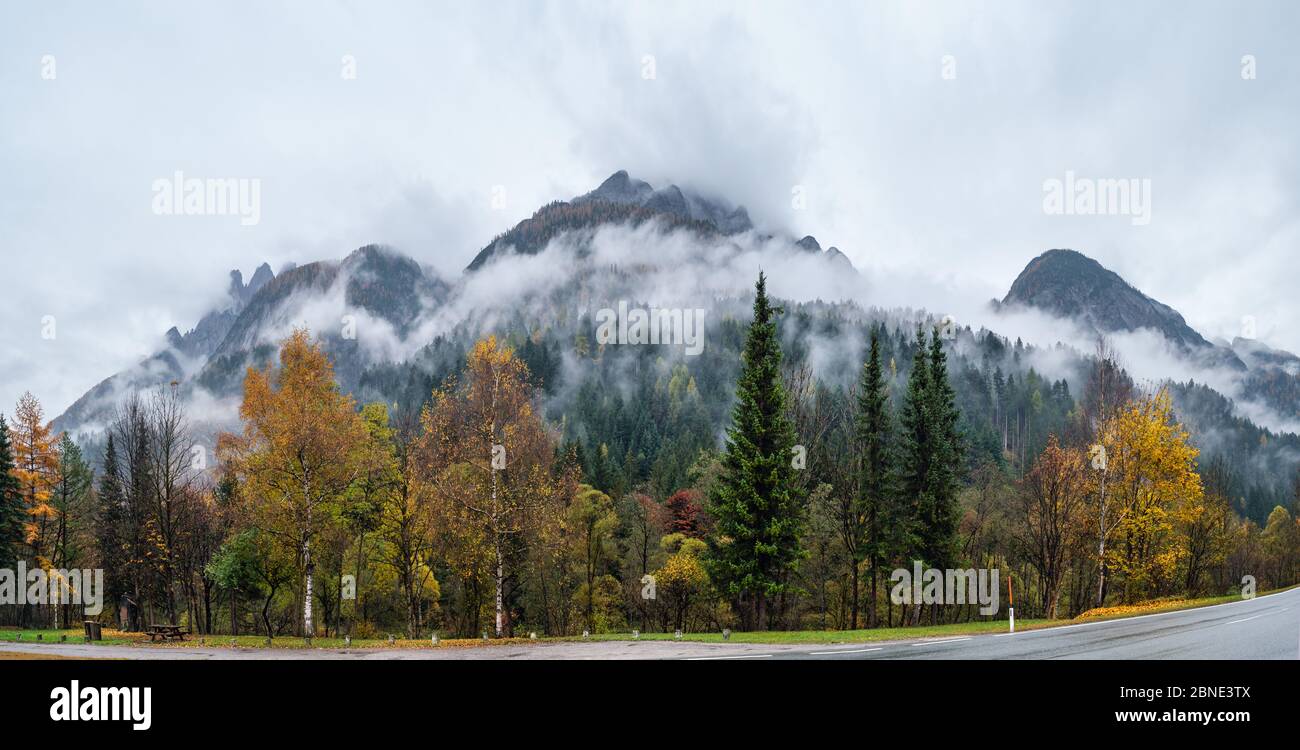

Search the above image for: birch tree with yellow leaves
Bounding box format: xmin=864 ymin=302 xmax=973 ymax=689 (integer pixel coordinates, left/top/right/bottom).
xmin=217 ymin=329 xmax=369 ymax=639
xmin=1094 ymin=389 xmax=1204 ymax=603
xmin=418 ymin=336 xmax=570 ymax=637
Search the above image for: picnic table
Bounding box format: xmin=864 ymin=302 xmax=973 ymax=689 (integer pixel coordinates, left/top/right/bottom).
xmin=146 ymin=624 xmax=188 ymax=642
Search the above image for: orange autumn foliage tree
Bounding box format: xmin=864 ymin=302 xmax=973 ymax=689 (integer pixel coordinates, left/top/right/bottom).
xmin=418 ymin=336 xmax=571 ymax=637
xmin=217 ymin=329 xmax=369 ymax=638
xmin=1014 ymin=435 xmax=1091 ymax=619
xmin=11 ymin=392 xmax=60 ymax=568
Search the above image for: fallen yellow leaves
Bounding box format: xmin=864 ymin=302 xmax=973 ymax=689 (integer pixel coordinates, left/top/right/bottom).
xmin=1074 ymin=596 xmax=1195 ymax=620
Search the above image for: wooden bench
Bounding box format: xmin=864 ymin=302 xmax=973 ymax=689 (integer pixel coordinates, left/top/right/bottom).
xmin=145 ymin=624 xmax=189 ymax=642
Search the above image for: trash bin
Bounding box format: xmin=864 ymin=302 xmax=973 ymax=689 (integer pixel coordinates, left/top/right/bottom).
xmin=83 ymin=621 xmax=102 ymax=641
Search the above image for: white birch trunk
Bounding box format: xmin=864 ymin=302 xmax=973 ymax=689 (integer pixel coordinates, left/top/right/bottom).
xmin=304 ymin=536 xmax=314 ymax=638
xmin=303 ymin=474 xmax=314 ymax=639
xmin=1095 ymin=470 xmax=1107 ymax=608
xmin=490 ymin=373 xmax=504 ymax=637
xmin=492 ymin=457 xmax=503 ymax=637
xmin=494 ymin=542 xmax=504 ymax=637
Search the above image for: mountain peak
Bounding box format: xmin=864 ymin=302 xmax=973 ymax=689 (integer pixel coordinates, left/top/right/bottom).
xmin=796 ymin=235 xmax=822 ymax=253
xmin=572 ymin=170 xmax=752 ymax=234
xmin=466 ymin=171 xmax=858 ymax=273
xmin=581 ymin=170 xmax=654 ymax=205
xmin=1001 ymin=248 xmax=1225 ymax=356
xmin=228 ymin=262 xmax=276 ymax=308
xmin=247 ymin=262 xmax=274 ymax=294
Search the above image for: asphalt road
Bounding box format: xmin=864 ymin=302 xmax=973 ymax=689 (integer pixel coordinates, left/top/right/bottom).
xmin=2 ymin=587 xmax=1297 ymax=660
xmin=764 ymin=585 xmax=1300 ymax=661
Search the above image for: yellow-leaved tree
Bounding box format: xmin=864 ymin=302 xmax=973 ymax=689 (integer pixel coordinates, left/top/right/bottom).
xmin=418 ymin=336 xmax=571 ymax=637
xmin=217 ymin=329 xmax=368 ymax=639
xmin=1174 ymin=457 xmax=1234 ymax=596
xmin=1095 ymin=389 xmax=1204 ymax=603
xmin=11 ymin=392 xmax=59 ymax=569
xmin=1261 ymin=505 xmax=1300 ymax=588
xmin=655 ymin=533 xmax=709 ymax=633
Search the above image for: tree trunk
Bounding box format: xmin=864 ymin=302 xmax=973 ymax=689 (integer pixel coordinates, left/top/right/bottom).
xmin=490 ymin=428 xmax=505 ymax=637
xmin=850 ymin=562 xmax=860 ymax=630
xmin=407 ymin=571 xmax=418 ymax=637
xmin=1044 ymin=575 xmax=1060 ymax=620
xmin=494 ymin=541 xmax=505 ymax=637
xmin=262 ymin=588 xmax=276 ymax=640
xmin=869 ymin=561 xmax=879 ymax=628
xmin=352 ymin=531 xmax=366 ymax=636
xmin=203 ymin=581 xmax=212 ymax=635
xmin=1095 ymin=472 xmax=1108 ymax=608
xmin=303 ymin=538 xmax=314 ymax=639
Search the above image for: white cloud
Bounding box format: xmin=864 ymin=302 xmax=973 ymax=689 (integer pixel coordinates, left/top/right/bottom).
xmin=2 ymin=0 xmax=1298 ymax=419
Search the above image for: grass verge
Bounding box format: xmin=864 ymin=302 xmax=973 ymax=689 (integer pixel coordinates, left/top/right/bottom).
xmin=574 ymin=618 xmax=1063 ymax=644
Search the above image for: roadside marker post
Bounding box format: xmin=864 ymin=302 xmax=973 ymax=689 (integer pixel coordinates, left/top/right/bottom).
xmin=1008 ymin=575 xmax=1015 ymax=634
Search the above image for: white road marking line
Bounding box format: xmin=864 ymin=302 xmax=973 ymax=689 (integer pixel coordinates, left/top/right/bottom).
xmin=808 ymin=647 xmax=883 ymax=655
xmin=1227 ymin=614 xmax=1265 ymax=625
xmin=685 ymin=653 xmax=773 ymax=660
xmin=912 ymin=637 xmax=971 ymax=646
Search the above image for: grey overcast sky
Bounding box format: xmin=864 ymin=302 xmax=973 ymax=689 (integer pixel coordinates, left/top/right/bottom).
xmin=2 ymin=0 xmax=1298 ymax=417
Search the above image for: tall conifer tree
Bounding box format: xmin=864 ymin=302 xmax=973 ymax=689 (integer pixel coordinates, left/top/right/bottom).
xmin=0 ymin=416 xmax=24 ymax=569
xmin=897 ymin=327 xmax=931 ymax=567
xmin=896 ymin=326 xmax=964 ymax=576
xmin=709 ymin=272 xmax=804 ymax=630
xmin=95 ymin=434 xmax=128 ymax=616
xmin=855 ymin=326 xmax=896 ymax=627
xmin=921 ymin=329 xmax=963 ymax=569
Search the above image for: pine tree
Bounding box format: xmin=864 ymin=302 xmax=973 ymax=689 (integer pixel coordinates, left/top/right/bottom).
xmin=708 ymin=272 xmax=804 ymax=630
xmin=0 ymin=416 xmax=25 ymax=569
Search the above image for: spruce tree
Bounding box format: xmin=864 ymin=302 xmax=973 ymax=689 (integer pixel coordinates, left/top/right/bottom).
xmin=708 ymin=272 xmax=804 ymax=630
xmin=50 ymin=433 xmax=93 ymax=627
xmin=95 ymin=434 xmax=127 ymax=614
xmin=897 ymin=327 xmax=931 ymax=566
xmin=855 ymin=326 xmax=895 ymax=627
xmin=0 ymin=416 xmax=25 ymax=569
xmin=921 ymin=329 xmax=962 ymax=569
xmin=896 ymin=326 xmax=964 ymax=573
